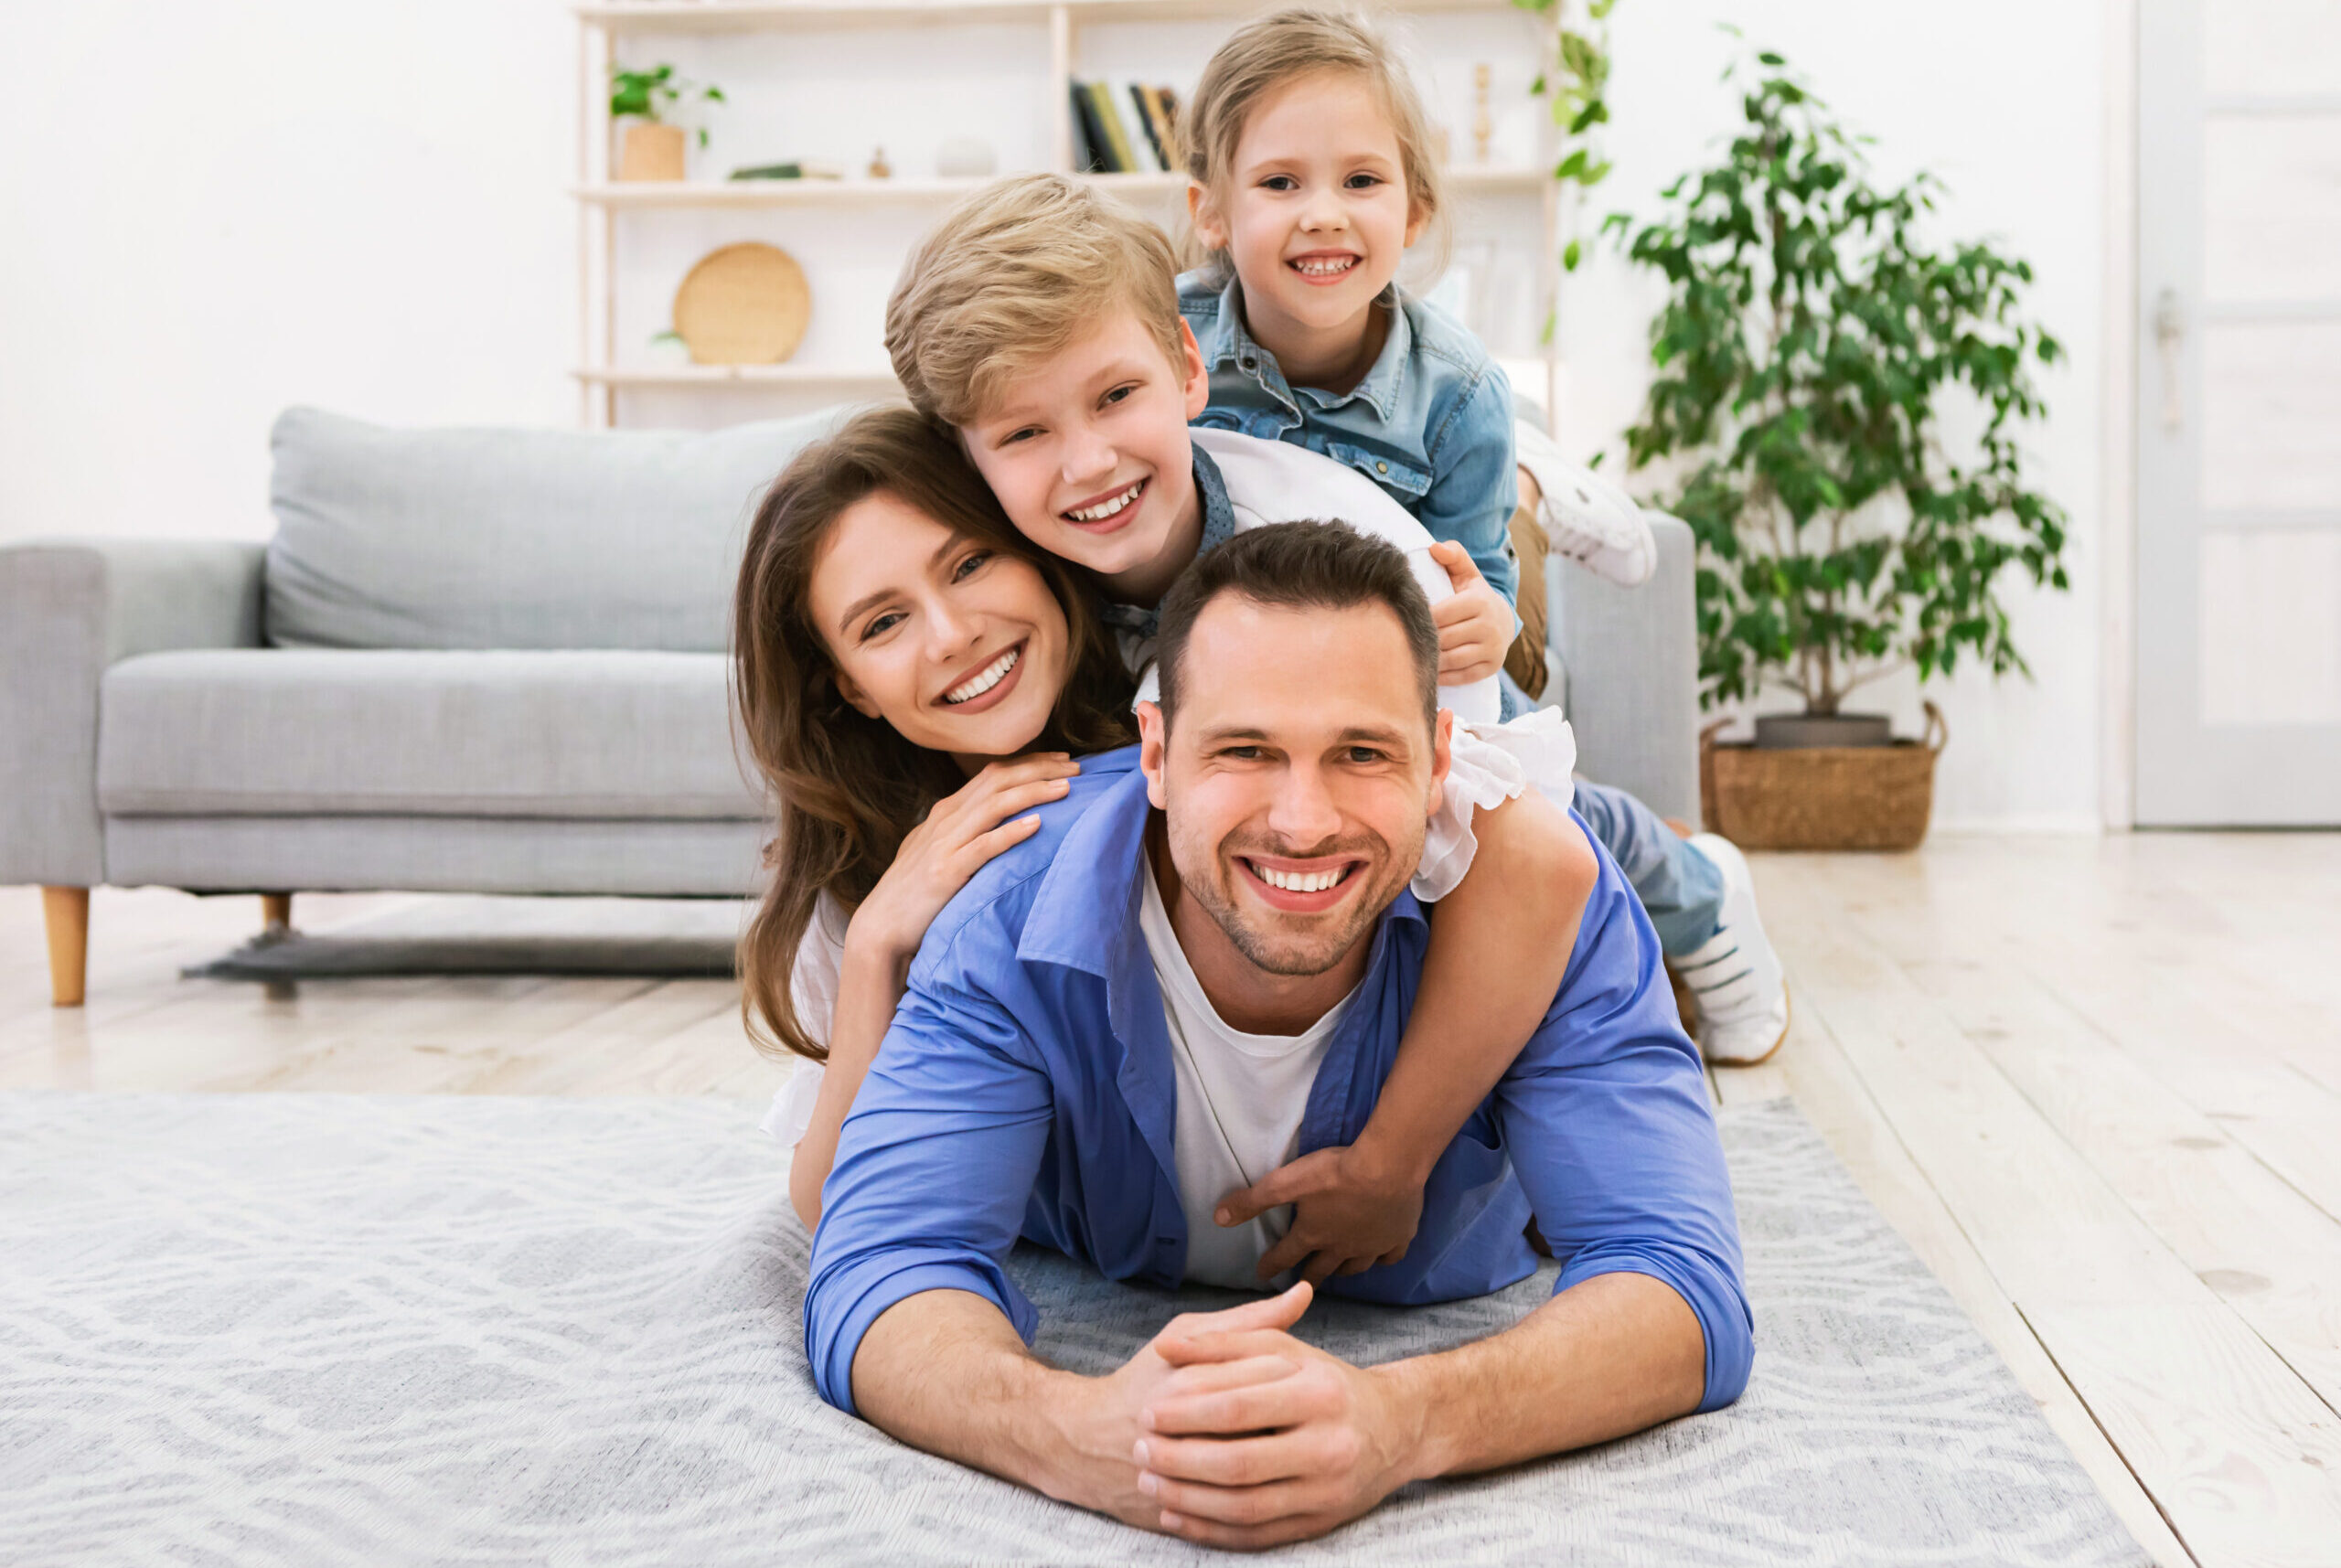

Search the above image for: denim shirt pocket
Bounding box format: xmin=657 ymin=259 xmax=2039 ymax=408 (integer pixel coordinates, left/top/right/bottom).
xmin=1324 ymin=441 xmax=1433 ymax=506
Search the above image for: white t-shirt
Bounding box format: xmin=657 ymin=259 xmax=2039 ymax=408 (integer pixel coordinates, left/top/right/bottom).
xmin=759 ymin=893 xmax=846 ymax=1148
xmin=1138 ymin=859 xmax=1354 ymax=1290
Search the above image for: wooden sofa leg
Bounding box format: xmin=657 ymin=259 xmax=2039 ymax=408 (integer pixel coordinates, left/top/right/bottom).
xmin=261 ymin=892 xmax=293 ymax=933
xmin=41 ymin=887 xmax=90 ymax=1008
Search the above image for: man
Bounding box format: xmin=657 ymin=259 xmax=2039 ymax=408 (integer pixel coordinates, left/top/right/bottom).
xmin=806 ymin=524 xmax=1750 ymax=1550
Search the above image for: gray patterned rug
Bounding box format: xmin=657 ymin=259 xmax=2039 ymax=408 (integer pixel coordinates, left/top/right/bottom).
xmin=0 ymin=1092 xmax=2144 ymax=1567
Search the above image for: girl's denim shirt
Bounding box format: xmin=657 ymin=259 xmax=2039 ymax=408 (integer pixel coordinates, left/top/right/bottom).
xmin=1179 ymin=268 xmax=1519 ymax=605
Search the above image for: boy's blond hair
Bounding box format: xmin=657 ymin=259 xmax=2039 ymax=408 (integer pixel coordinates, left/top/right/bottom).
xmin=1181 ymin=7 xmax=1449 ymax=280
xmin=885 ymin=174 xmax=1189 ymax=428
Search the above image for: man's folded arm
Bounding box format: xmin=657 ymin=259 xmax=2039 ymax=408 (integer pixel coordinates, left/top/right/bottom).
xmin=1498 ymin=828 xmax=1755 ymax=1412
xmin=803 ymin=942 xmax=1054 ymax=1416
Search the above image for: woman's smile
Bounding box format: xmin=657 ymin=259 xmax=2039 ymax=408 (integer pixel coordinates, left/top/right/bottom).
xmin=937 ymin=640 xmax=1027 ymax=711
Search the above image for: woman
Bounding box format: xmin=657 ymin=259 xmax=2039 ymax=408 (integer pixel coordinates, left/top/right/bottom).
xmin=733 ymin=406 xmax=1134 ymax=1228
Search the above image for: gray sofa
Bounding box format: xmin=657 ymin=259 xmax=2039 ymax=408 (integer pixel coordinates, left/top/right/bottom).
xmin=1 ymin=407 xmax=1696 ymax=1006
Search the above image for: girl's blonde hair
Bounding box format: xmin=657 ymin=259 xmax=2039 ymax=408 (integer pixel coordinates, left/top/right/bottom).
xmin=1181 ymin=7 xmax=1450 ymax=283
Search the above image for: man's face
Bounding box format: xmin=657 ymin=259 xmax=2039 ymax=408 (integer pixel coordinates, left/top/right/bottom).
xmin=959 ymin=309 xmax=1211 ymax=584
xmin=1138 ymin=593 xmax=1450 ymax=977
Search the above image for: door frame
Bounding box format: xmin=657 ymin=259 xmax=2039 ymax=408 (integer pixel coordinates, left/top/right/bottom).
xmin=2100 ymin=0 xmax=2141 ymax=831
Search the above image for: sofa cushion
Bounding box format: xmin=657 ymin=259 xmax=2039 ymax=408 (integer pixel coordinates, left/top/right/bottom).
xmin=264 ymin=406 xmax=840 ymax=652
xmin=97 ymin=650 xmax=764 ymax=819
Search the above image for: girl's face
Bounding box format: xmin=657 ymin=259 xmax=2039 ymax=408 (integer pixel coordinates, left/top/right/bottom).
xmin=1194 ymin=70 xmax=1426 ymax=351
xmin=807 ymin=490 xmax=1072 ymax=766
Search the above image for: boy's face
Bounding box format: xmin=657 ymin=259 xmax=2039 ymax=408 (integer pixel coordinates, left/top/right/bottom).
xmin=959 ymin=310 xmax=1211 ymax=588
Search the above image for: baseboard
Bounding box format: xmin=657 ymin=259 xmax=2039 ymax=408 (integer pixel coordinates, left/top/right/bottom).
xmin=1928 ymin=814 xmax=2106 ymax=837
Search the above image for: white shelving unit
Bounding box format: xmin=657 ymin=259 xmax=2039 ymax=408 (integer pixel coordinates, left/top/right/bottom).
xmin=572 ymin=0 xmax=1560 ymax=427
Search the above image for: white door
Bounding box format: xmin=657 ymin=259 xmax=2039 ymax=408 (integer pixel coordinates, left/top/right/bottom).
xmin=2136 ymin=0 xmax=2341 ymax=825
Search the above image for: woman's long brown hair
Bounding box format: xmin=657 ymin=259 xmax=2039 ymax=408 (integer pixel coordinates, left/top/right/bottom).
xmin=732 ymin=405 xmax=1136 ymax=1062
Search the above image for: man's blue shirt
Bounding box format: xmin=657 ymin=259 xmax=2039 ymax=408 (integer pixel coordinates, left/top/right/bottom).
xmin=804 ymin=749 xmax=1752 ymax=1416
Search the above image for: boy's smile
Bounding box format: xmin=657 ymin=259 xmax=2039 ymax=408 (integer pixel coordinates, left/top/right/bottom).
xmin=1060 ymin=475 xmax=1149 ymax=536
xmin=960 ymin=310 xmax=1213 ymax=608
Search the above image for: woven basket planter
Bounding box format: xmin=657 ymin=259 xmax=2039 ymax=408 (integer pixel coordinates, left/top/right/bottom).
xmin=1700 ymin=702 xmax=1947 ymax=851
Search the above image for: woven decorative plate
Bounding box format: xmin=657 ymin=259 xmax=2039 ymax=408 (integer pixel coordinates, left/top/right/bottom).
xmin=672 ymin=242 xmax=809 ymax=365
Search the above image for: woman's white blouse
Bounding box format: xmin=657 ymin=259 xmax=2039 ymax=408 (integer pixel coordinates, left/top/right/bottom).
xmin=758 ymin=893 xmax=845 ymax=1150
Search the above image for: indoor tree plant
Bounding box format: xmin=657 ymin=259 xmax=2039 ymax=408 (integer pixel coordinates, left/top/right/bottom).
xmin=611 ymin=64 xmax=725 ymax=182
xmin=1611 ymin=48 xmax=2070 ymax=846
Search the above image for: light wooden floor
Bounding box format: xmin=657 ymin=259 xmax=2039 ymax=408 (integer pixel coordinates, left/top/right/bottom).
xmin=7 ymin=835 xmax=2340 ymax=1567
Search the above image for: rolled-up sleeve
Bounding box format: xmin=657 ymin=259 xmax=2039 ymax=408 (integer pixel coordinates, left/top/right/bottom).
xmin=803 ymin=917 xmax=1055 ymax=1415
xmin=1497 ymin=818 xmax=1755 ymax=1411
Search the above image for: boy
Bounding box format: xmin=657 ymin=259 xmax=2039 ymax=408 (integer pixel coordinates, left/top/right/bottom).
xmin=882 ymin=173 xmax=1787 ymax=1067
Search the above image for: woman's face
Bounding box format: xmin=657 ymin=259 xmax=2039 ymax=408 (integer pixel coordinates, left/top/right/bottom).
xmin=807 ymin=489 xmax=1073 ymax=765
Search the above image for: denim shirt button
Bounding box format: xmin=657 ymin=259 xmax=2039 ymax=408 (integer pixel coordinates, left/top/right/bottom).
xmin=1375 ymin=461 xmax=1388 ymax=474
xmin=1240 ymin=357 xmax=1256 ymax=370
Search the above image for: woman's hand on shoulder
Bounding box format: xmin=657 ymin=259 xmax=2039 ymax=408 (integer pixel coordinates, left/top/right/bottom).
xmin=844 ymin=753 xmax=1082 ymax=965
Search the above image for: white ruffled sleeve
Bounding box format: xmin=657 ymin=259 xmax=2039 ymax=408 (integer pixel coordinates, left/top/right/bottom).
xmin=1411 ymin=708 xmax=1579 ymax=902
xmin=758 ymin=893 xmax=847 ymax=1148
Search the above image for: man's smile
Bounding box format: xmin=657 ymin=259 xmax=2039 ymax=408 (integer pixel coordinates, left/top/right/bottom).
xmin=1236 ymin=852 xmax=1365 ymax=913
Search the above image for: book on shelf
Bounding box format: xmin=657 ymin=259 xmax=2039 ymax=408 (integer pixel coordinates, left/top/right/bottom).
xmin=1108 ymin=78 xmax=1161 ymax=173
xmin=1070 ymin=83 xmax=1112 ymax=173
xmin=1080 ymin=80 xmax=1140 ymax=175
xmin=1069 ymin=80 xmax=1185 ymax=175
xmin=1136 ymin=83 xmax=1183 ymax=172
xmin=1067 ymin=88 xmax=1102 ymax=173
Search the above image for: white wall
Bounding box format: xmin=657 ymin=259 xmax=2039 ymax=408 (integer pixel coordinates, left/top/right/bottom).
xmin=1 ymin=0 xmax=2114 ymax=827
xmin=0 ymin=0 xmax=578 ymax=545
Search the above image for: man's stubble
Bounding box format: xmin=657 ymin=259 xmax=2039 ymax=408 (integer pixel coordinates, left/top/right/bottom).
xmin=1162 ymin=809 xmax=1424 ymax=980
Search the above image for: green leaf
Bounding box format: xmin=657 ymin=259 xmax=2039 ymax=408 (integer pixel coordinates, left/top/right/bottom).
xmin=1564 ymin=238 xmax=1584 ymax=271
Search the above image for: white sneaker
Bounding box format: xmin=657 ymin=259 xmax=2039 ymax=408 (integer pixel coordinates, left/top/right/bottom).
xmin=1676 ymin=834 xmax=1790 ymax=1065
xmin=1514 ymin=418 xmax=1656 ymax=588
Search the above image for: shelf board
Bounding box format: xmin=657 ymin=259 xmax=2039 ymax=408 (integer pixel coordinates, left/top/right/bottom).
xmin=573 ymin=365 xmax=902 ymax=389
xmin=576 ymin=165 xmax=1553 ymax=208
xmin=579 ymin=0 xmax=1530 ymax=32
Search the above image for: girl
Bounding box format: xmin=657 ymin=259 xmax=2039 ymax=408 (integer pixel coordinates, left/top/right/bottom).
xmin=736 ymin=406 xmax=1586 ymax=1282
xmin=1174 ymin=8 xmax=1790 ymax=1066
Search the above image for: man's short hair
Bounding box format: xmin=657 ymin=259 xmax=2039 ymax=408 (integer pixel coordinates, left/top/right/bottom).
xmin=1154 ymin=523 xmax=1440 ymax=733
xmin=884 ymin=173 xmax=1189 ymax=428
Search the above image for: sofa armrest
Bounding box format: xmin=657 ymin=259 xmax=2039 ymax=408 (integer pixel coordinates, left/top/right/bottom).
xmin=0 ymin=539 xmax=265 ymax=887
xmin=1548 ymin=514 xmax=1700 ymax=824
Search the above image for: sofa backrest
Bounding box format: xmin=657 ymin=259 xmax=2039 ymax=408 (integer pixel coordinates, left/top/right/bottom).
xmin=263 ymin=406 xmax=843 ymax=652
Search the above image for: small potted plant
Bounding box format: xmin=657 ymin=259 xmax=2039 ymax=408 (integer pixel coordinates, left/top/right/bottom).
xmin=611 ymin=64 xmax=724 ymax=182
xmin=1611 ymin=48 xmax=2070 ymax=850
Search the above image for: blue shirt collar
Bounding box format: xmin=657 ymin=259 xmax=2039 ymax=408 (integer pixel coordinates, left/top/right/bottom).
xmin=1096 ymin=442 xmax=1235 ymax=643
xmin=1199 ymin=269 xmax=1411 ymax=424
